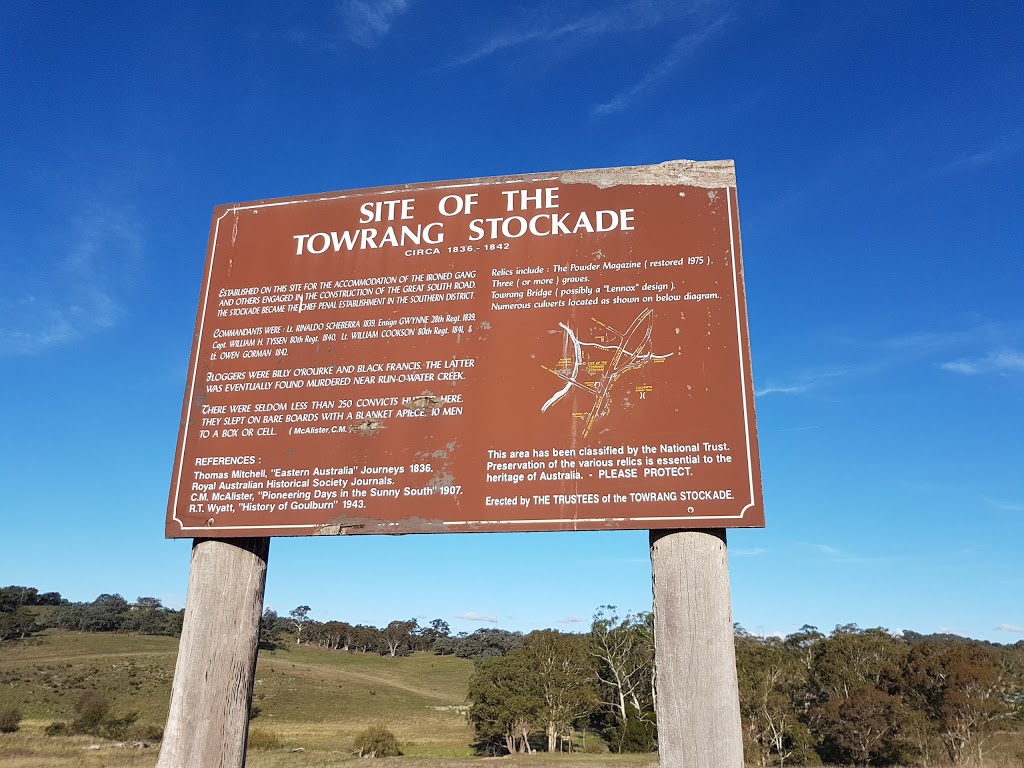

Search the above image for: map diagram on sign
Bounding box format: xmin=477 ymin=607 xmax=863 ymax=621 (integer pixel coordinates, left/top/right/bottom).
xmin=541 ymin=309 xmax=673 ymax=438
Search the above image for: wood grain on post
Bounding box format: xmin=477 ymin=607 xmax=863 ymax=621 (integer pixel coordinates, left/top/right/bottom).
xmin=157 ymin=537 xmax=270 ymax=768
xmin=650 ymin=529 xmax=744 ymax=768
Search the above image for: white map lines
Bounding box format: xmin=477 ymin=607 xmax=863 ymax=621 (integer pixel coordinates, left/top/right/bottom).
xmin=541 ymin=309 xmax=672 ymax=437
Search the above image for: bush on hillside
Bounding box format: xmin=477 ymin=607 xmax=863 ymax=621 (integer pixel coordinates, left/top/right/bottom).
xmin=123 ymin=721 xmax=164 ymax=743
xmin=44 ymin=692 xmax=141 ymax=740
xmin=0 ymin=708 xmax=22 ymax=733
xmin=247 ymin=728 xmax=283 ymax=751
xmin=73 ymin=691 xmax=111 ymax=733
xmin=353 ymin=724 xmax=401 ymax=757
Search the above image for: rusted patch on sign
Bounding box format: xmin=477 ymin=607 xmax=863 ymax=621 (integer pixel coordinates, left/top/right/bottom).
xmin=315 ymin=515 xmax=452 ymax=535
xmin=352 ymin=420 xmax=386 ymax=436
xmin=408 ymin=394 xmax=442 ymax=410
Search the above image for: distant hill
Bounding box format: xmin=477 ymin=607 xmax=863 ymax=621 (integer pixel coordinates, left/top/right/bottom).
xmin=0 ymin=628 xmax=479 ymax=757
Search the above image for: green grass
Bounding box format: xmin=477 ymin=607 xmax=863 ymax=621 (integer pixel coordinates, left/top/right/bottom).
xmin=0 ymin=632 xmax=178 ymax=723
xmin=249 ymin=644 xmax=476 ymax=755
xmin=2 ymin=630 xmax=1023 ymax=767
xmin=0 ymin=631 xmax=478 ymax=760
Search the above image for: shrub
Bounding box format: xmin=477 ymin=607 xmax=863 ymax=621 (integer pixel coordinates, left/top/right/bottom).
xmin=72 ymin=691 xmax=111 ymax=733
xmin=610 ymin=716 xmax=657 ymax=753
xmin=353 ymin=724 xmax=401 ymax=757
xmin=247 ymin=728 xmax=283 ymax=751
xmin=124 ymin=722 xmax=164 ymax=743
xmin=0 ymin=708 xmax=23 ymax=733
xmin=580 ymin=737 xmax=608 ymax=753
xmin=44 ymin=693 xmax=141 ymax=740
xmin=45 ymin=721 xmax=70 ymax=736
xmin=98 ymin=711 xmax=140 ymax=740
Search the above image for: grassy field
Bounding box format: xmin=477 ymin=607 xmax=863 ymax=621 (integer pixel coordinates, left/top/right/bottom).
xmin=0 ymin=629 xmax=482 ymax=762
xmin=0 ymin=630 xmax=1021 ymax=767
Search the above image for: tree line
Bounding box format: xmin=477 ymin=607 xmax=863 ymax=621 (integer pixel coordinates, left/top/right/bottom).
xmin=466 ymin=607 xmax=655 ymax=755
xmin=734 ymin=624 xmax=1024 ymax=766
xmin=0 ymin=585 xmax=61 ymax=641
xmin=278 ymin=603 xmax=1024 ymax=764
xmin=0 ymin=585 xmax=183 ymax=639
xmin=463 ymin=615 xmax=1024 ymax=765
xmin=258 ymin=605 xmax=525 ymax=659
xmin=5 ymin=585 xmax=1022 ymax=764
xmin=0 ymin=585 xmax=521 ymax=658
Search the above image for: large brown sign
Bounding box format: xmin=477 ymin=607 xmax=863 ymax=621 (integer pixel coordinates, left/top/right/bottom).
xmin=167 ymin=160 xmax=763 ymax=537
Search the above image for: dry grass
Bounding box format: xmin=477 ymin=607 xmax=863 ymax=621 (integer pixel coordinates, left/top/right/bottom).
xmin=0 ymin=732 xmax=662 ymax=768
xmin=0 ymin=722 xmax=158 ymax=767
xmin=248 ymin=645 xmax=476 ymax=756
xmin=3 ymin=725 xmax=1024 ymax=768
xmin=0 ymin=632 xmax=177 ymax=724
xmin=2 ymin=632 xmax=1022 ymax=767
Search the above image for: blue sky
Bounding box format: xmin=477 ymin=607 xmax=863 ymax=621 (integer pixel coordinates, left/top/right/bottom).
xmin=1 ymin=1 xmax=1021 ymax=642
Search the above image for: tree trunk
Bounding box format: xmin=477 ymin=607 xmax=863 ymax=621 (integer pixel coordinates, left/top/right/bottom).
xmin=521 ymin=726 xmax=534 ymax=753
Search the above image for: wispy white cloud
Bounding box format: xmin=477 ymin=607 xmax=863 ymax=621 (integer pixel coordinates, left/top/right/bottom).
xmin=910 ymin=322 xmax=1024 ymax=377
xmin=996 ymin=624 xmax=1024 ymax=634
xmin=809 ymin=543 xmax=840 ymax=556
xmin=940 ymin=349 xmax=1024 ymax=376
xmin=760 ymin=321 xmax=1023 ymax=398
xmin=755 ymin=366 xmax=852 ymax=397
xmin=879 ymin=324 xmax=1024 ymax=380
xmin=879 ymin=328 xmax=988 ymax=353
xmin=456 ymin=611 xmax=497 ymax=623
xmin=560 ymin=615 xmax=584 ymax=624
xmin=1 ymin=204 xmax=143 ymax=356
xmin=829 ymin=554 xmax=898 ymax=565
xmin=985 ymin=497 xmax=1024 ymax=513
xmin=441 ymin=0 xmax=735 ymax=117
xmin=444 ymin=1 xmax=687 ymax=68
xmin=798 ymin=542 xmax=894 ymax=565
xmin=731 ymin=547 xmax=767 ymax=557
xmin=592 ymin=14 xmax=730 ymax=115
xmin=340 ymin=0 xmax=410 ymax=48
xmin=936 ymin=131 xmax=1024 ymax=175
xmin=435 ymin=2 xmax=739 ymax=114
xmin=444 ymin=15 xmax=604 ymax=69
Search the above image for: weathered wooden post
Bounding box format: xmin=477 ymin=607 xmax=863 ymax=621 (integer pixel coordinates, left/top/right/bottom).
xmin=651 ymin=528 xmax=743 ymax=767
xmin=157 ymin=537 xmax=269 ymax=768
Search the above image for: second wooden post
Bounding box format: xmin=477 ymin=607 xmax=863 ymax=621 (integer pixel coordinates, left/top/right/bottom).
xmin=650 ymin=528 xmax=744 ymax=768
